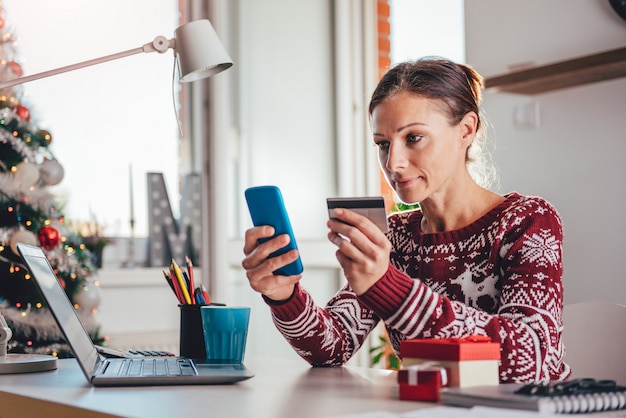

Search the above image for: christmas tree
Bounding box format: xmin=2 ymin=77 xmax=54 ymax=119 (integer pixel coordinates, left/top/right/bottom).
xmin=0 ymin=5 xmax=104 ymax=357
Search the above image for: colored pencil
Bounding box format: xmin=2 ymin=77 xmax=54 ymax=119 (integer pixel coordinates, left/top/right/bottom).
xmin=185 ymin=256 xmax=196 ymax=304
xmin=172 ymin=258 xmax=192 ymax=304
xmin=165 ymin=269 xmax=183 ymax=304
xmin=201 ymin=285 xmax=211 ymax=304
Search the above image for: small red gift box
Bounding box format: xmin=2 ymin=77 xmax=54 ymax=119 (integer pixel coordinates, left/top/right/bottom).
xmin=400 ymin=335 xmax=500 ymax=361
xmin=398 ymin=363 xmax=448 ymax=402
xmin=400 ymin=336 xmax=500 ymax=388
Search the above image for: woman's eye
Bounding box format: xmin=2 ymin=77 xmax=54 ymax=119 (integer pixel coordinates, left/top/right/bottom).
xmin=375 ymin=141 xmax=390 ymax=150
xmin=407 ymin=134 xmax=423 ymax=143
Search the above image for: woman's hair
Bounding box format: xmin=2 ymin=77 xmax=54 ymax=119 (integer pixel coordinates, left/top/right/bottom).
xmin=368 ymin=57 xmax=498 ymax=189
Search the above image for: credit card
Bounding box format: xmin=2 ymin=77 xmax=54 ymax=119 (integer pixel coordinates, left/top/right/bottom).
xmin=326 ymin=196 xmax=388 ymax=233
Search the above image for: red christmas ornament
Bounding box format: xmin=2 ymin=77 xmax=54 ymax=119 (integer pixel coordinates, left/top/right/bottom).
xmin=38 ymin=225 xmax=60 ymax=250
xmin=8 ymin=61 xmax=22 ymax=77
xmin=15 ymin=104 xmax=30 ymax=121
xmin=57 ymin=277 xmax=66 ymax=290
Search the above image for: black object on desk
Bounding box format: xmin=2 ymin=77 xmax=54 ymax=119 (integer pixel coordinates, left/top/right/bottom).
xmin=179 ymin=303 xmax=225 ymax=359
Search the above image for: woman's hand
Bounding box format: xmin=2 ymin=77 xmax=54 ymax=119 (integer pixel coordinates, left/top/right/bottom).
xmin=242 ymin=226 xmax=302 ymax=301
xmin=327 ymin=208 xmax=391 ymax=295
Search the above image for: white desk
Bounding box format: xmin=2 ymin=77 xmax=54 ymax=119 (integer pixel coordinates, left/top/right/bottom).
xmin=0 ymin=357 xmax=429 ymax=418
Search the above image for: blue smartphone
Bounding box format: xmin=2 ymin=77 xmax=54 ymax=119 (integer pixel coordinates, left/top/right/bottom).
xmin=244 ymin=185 xmax=303 ymax=276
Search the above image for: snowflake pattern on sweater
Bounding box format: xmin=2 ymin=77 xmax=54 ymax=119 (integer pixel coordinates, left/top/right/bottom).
xmin=266 ymin=193 xmax=570 ymax=383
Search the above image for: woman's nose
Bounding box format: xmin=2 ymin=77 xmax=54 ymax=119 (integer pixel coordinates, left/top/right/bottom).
xmin=385 ymin=143 xmax=407 ymax=172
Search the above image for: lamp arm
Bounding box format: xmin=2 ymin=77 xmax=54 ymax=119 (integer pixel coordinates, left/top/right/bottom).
xmin=0 ymin=35 xmax=176 ymax=90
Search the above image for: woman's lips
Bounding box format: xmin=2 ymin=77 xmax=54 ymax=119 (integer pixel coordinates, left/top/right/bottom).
xmin=394 ymin=177 xmax=417 ymax=188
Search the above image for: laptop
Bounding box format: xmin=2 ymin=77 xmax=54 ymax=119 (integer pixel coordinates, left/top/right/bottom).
xmin=16 ymin=243 xmax=254 ymax=387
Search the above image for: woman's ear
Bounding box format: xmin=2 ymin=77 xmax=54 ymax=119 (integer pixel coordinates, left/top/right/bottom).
xmin=459 ymin=111 xmax=478 ymax=147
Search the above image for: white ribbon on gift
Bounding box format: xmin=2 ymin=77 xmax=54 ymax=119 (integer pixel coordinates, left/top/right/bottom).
xmin=405 ymin=361 xmax=448 ymax=386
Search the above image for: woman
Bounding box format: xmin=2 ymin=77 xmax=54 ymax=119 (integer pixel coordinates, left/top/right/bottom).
xmin=242 ymin=57 xmax=570 ymax=383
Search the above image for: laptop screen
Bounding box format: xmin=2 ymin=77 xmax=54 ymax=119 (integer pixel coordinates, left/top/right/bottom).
xmin=17 ymin=243 xmax=101 ymax=379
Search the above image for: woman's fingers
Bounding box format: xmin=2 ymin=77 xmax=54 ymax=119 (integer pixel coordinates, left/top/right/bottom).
xmin=242 ymin=226 xmax=302 ymax=300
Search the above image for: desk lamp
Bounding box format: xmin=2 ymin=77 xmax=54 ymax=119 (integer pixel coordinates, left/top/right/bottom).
xmin=0 ymin=19 xmax=232 ymax=89
xmin=0 ymin=18 xmax=232 ymax=373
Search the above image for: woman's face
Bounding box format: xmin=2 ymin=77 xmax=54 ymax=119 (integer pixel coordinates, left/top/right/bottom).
xmin=371 ymin=91 xmax=474 ymax=204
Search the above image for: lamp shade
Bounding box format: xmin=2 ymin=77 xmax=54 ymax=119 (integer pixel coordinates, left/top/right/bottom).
xmin=175 ymin=19 xmax=233 ymax=82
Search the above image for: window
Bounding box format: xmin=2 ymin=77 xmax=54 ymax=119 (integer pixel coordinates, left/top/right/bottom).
xmin=390 ymin=0 xmax=465 ymax=64
xmin=4 ymin=0 xmax=179 ymax=243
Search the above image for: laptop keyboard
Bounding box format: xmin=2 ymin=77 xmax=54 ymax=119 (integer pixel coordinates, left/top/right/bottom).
xmin=127 ymin=349 xmax=175 ymax=357
xmin=108 ymin=358 xmax=196 ymax=377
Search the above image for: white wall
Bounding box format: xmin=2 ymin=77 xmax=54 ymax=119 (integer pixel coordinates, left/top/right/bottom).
xmin=465 ymin=0 xmax=626 ymax=304
xmin=235 ymin=0 xmax=336 ymax=239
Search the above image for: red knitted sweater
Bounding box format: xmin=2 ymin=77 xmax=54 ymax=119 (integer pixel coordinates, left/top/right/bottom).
xmin=265 ymin=192 xmax=570 ymax=383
